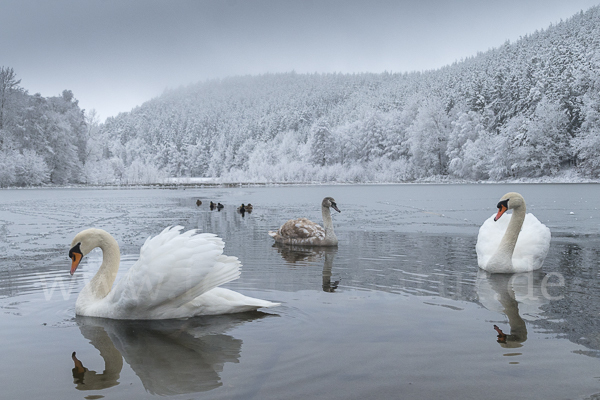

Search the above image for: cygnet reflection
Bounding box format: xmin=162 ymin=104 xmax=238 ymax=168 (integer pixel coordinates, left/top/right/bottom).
xmin=71 ymin=312 xmax=272 ymax=395
xmin=273 ymin=244 xmax=339 ymax=292
xmin=321 ymin=250 xmax=339 ymax=292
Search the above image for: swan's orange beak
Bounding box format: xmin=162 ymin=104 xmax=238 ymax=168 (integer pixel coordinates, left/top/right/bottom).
xmin=494 ymin=200 xmax=509 ymax=221
xmin=69 ymin=243 xmax=83 ymax=275
xmin=494 ymin=206 xmax=507 ymax=221
xmin=70 ymin=253 xmax=82 ymax=275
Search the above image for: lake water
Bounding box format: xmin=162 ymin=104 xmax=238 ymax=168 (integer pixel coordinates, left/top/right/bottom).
xmin=1 ymin=184 xmax=599 ymax=399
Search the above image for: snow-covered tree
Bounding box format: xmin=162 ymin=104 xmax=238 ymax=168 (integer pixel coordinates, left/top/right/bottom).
xmin=0 ymin=66 xmax=21 ymax=131
xmin=407 ymin=97 xmax=451 ymax=177
xmin=14 ymin=149 xmax=49 ymax=185
xmin=447 ymin=111 xmax=490 ymax=179
xmin=309 ymin=119 xmax=335 ymax=166
xmin=573 ymin=91 xmax=600 ymax=175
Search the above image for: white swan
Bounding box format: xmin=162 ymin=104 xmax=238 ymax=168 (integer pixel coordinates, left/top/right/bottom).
xmin=476 ymin=192 xmax=550 ymax=273
xmin=268 ymin=197 xmax=341 ymax=246
xmin=68 ymin=226 xmax=280 ymax=319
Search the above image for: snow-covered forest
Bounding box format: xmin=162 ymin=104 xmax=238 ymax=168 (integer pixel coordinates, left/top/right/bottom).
xmin=2 ymin=6 xmax=600 ymax=186
xmin=0 ymin=67 xmax=87 ymax=186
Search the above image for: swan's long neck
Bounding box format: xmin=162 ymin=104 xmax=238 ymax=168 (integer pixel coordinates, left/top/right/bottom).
xmin=322 ymin=205 xmax=336 ymax=238
xmin=86 ymin=232 xmax=121 ymax=300
xmin=500 ymin=206 xmax=525 ymax=254
xmin=484 ymin=199 xmax=527 ymax=273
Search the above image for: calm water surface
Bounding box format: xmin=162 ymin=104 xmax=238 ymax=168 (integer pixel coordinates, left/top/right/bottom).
xmin=1 ymin=184 xmax=599 ymax=399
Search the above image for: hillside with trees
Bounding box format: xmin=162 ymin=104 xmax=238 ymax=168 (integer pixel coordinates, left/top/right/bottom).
xmin=0 ymin=67 xmax=87 ymax=186
xmin=2 ymin=6 xmax=600 ymax=186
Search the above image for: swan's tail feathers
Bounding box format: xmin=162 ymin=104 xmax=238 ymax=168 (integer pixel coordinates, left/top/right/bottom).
xmin=268 ymin=230 xmax=278 ymax=238
xmin=190 ymin=287 xmax=280 ymax=315
xmin=236 ymin=297 xmax=280 ymax=309
xmin=262 ymin=300 xmax=281 ymax=308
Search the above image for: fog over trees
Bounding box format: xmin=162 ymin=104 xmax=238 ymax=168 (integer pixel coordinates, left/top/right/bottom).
xmin=2 ymin=6 xmax=600 ymax=186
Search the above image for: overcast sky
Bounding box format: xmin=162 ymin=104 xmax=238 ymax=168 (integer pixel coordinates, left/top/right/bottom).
xmin=2 ymin=0 xmax=599 ymax=121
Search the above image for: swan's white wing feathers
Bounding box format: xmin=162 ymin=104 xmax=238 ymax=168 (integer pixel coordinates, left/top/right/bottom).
xmin=108 ymin=226 xmax=241 ymax=316
xmin=476 ymin=213 xmax=551 ymax=272
xmin=511 ymin=213 xmax=551 ymax=271
xmin=476 ymin=214 xmax=507 ymax=268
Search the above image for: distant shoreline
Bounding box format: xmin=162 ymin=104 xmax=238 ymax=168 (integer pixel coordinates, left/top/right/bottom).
xmin=1 ymin=177 xmax=598 ymax=190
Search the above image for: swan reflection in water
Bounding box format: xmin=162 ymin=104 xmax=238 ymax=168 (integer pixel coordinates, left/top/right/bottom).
xmin=71 ymin=312 xmax=274 ymax=395
xmin=476 ymin=270 xmax=550 ymax=349
xmin=272 ymin=244 xmax=339 ymax=292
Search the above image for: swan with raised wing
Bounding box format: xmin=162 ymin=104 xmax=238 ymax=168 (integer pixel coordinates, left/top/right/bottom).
xmin=476 ymin=192 xmax=550 ymax=273
xmin=269 ymin=197 xmax=341 ymax=246
xmin=68 ymin=226 xmax=280 ymax=319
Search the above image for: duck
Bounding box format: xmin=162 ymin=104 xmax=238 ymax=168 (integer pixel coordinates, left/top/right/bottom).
xmin=209 ymin=201 xmax=216 ymax=210
xmin=245 ymin=204 xmax=253 ymax=212
xmin=196 ymin=199 xmax=202 ymax=207
xmin=476 ymin=192 xmax=551 ymax=273
xmin=68 ymin=226 xmax=280 ymax=319
xmin=237 ymin=204 xmax=246 ymax=213
xmin=217 ymin=203 xmax=224 ymax=211
xmin=269 ymin=197 xmax=341 ymax=246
